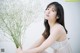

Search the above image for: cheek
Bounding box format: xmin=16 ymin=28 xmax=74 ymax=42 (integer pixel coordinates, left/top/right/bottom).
xmin=50 ymin=12 xmax=57 ymax=18
xmin=44 ymin=13 xmax=48 ymax=20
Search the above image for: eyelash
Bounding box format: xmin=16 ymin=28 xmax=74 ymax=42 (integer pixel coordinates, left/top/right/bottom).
xmin=47 ymin=8 xmax=49 ymax=10
xmin=52 ymin=10 xmax=55 ymax=12
xmin=47 ymin=9 xmax=54 ymax=12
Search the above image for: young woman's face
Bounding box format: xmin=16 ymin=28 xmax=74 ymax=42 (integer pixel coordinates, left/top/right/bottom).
xmin=44 ymin=5 xmax=57 ymax=21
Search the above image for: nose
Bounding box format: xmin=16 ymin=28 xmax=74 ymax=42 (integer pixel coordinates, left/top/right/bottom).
xmin=45 ymin=9 xmax=50 ymax=14
xmin=47 ymin=10 xmax=50 ymax=14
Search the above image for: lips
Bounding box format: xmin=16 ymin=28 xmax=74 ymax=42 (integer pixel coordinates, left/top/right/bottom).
xmin=46 ymin=14 xmax=49 ymax=17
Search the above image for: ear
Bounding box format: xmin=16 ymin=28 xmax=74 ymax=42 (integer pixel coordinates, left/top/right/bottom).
xmin=57 ymin=16 xmax=59 ymax=19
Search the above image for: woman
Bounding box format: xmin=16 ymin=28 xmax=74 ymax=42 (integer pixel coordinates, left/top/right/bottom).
xmin=17 ymin=2 xmax=72 ymax=53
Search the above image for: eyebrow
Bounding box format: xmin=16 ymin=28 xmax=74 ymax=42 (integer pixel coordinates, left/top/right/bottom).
xmin=47 ymin=5 xmax=56 ymax=10
xmin=47 ymin=6 xmax=56 ymax=11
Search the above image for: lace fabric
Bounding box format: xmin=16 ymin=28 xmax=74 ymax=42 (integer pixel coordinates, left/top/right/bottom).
xmin=50 ymin=39 xmax=72 ymax=53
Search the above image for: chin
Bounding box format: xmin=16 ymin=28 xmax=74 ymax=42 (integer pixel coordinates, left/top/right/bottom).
xmin=45 ymin=18 xmax=48 ymax=20
xmin=44 ymin=17 xmax=48 ymax=20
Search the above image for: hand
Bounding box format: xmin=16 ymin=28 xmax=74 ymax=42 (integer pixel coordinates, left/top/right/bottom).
xmin=25 ymin=48 xmax=39 ymax=53
xmin=25 ymin=49 xmax=35 ymax=53
xmin=16 ymin=47 xmax=23 ymax=53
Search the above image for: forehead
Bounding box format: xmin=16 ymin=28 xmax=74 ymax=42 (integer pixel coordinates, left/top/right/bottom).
xmin=47 ymin=5 xmax=56 ymax=10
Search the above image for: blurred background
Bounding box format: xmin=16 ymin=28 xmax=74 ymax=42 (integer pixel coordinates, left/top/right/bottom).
xmin=0 ymin=0 xmax=80 ymax=53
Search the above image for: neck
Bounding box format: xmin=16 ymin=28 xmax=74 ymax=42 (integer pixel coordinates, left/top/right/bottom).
xmin=48 ymin=20 xmax=56 ymax=28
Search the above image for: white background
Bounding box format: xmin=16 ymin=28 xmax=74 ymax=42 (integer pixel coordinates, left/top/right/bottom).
xmin=0 ymin=0 xmax=80 ymax=53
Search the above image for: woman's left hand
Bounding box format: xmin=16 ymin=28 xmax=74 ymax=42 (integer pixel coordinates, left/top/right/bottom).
xmin=16 ymin=47 xmax=23 ymax=53
xmin=25 ymin=49 xmax=37 ymax=53
xmin=25 ymin=48 xmax=41 ymax=53
xmin=16 ymin=47 xmax=41 ymax=53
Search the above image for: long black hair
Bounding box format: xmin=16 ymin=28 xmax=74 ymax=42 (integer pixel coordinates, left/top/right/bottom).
xmin=42 ymin=2 xmax=68 ymax=39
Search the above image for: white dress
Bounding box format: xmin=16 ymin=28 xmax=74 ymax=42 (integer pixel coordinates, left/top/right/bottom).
xmin=50 ymin=38 xmax=72 ymax=53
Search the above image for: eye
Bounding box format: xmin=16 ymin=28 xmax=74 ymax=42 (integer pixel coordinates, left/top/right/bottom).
xmin=52 ymin=10 xmax=55 ymax=12
xmin=46 ymin=8 xmax=49 ymax=10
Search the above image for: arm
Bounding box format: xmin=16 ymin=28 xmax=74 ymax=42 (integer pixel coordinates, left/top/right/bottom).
xmin=25 ymin=27 xmax=62 ymax=53
xmin=37 ymin=27 xmax=61 ymax=52
xmin=18 ymin=36 xmax=45 ymax=53
xmin=23 ymin=36 xmax=45 ymax=53
xmin=28 ymin=35 xmax=45 ymax=49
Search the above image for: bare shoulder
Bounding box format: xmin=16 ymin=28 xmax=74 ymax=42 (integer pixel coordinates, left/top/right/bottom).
xmin=51 ymin=23 xmax=66 ymax=34
xmin=50 ymin=23 xmax=67 ymax=41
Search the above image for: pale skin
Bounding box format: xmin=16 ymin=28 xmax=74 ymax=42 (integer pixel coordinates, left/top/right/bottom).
xmin=17 ymin=5 xmax=67 ymax=53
